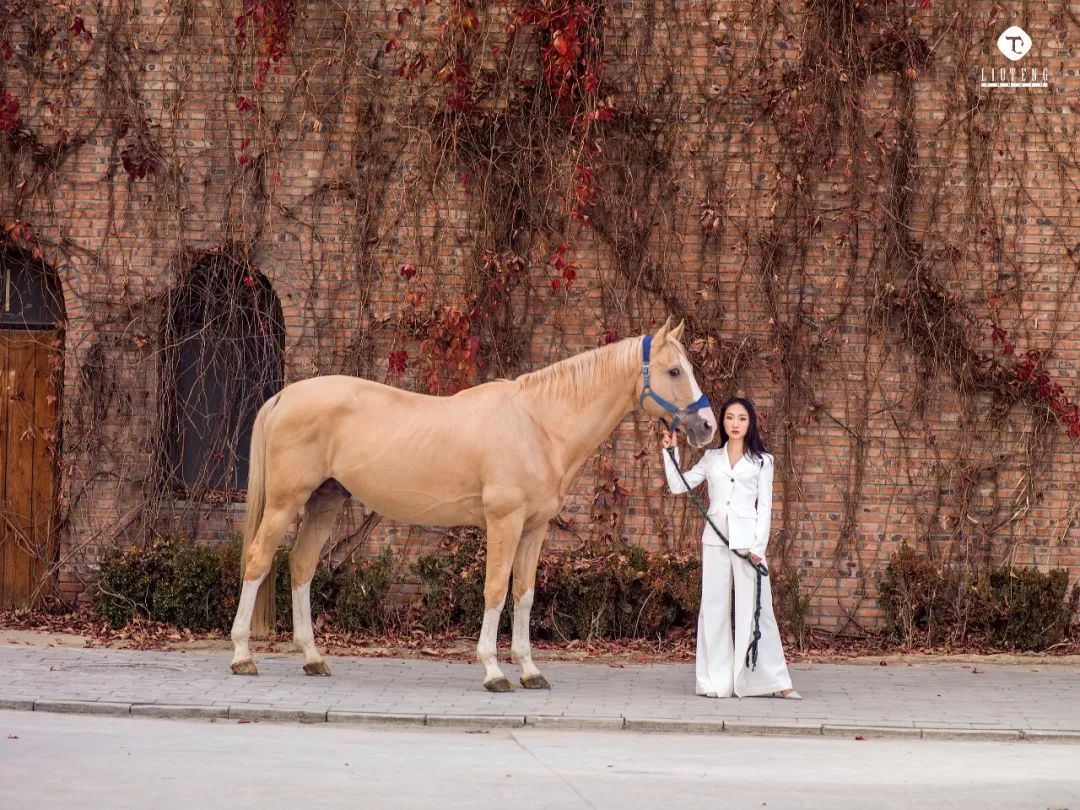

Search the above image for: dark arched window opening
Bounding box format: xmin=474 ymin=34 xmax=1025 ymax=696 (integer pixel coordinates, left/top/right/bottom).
xmin=1 ymin=246 xmax=64 ymax=329
xmin=163 ymin=255 xmax=284 ymax=496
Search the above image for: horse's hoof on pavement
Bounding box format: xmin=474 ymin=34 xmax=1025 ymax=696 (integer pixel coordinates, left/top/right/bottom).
xmin=231 ymin=659 xmax=258 ymax=676
xmin=484 ymin=677 xmax=514 ymax=693
xmin=520 ymin=674 xmax=551 ymax=690
xmin=304 ymin=661 xmax=332 ymax=677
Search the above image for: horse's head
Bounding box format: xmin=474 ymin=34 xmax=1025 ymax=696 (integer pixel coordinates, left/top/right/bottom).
xmin=638 ymin=318 xmax=717 ymax=448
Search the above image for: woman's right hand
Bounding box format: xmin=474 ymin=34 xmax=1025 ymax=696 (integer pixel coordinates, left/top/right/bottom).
xmin=661 ymin=430 xmax=677 ymax=450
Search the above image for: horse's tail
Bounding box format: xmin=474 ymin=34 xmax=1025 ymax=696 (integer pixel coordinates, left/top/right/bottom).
xmin=242 ymin=394 xmax=278 ymax=568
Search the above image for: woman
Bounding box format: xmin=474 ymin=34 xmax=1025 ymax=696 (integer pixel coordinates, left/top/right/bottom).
xmin=661 ymin=397 xmax=800 ymax=699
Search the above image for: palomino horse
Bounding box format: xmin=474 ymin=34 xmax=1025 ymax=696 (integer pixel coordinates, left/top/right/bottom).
xmin=229 ymin=318 xmax=716 ymax=691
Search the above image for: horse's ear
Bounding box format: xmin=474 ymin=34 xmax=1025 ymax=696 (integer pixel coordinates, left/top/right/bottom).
xmin=654 ymin=317 xmax=672 ymax=343
xmin=670 ymin=320 xmax=686 ymax=343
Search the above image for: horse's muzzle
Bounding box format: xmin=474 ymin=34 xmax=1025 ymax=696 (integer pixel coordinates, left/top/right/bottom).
xmin=682 ymin=409 xmax=717 ymax=448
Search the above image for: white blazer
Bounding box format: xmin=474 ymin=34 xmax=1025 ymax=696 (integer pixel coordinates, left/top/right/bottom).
xmin=662 ymin=443 xmax=774 ymax=558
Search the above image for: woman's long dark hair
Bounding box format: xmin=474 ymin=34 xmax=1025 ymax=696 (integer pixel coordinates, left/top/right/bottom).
xmin=718 ymin=397 xmax=769 ymax=463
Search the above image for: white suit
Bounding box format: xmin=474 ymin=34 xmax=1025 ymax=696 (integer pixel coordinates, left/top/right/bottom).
xmin=663 ymin=444 xmax=793 ymax=697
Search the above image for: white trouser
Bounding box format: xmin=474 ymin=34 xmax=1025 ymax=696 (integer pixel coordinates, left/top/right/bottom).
xmin=696 ymin=516 xmax=793 ymax=697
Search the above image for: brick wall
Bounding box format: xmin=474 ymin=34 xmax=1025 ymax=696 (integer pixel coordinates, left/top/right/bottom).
xmin=1 ymin=0 xmax=1077 ymax=632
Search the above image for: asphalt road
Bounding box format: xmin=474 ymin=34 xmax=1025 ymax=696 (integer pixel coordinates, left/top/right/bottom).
xmin=2 ymin=710 xmax=1077 ymax=809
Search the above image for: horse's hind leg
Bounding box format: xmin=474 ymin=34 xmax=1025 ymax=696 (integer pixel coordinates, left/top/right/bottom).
xmin=230 ymin=501 xmax=299 ymax=675
xmin=290 ymin=484 xmax=346 ymax=676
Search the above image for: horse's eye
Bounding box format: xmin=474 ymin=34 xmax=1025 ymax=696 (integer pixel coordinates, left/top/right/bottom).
xmin=668 ymin=367 xmax=681 ymax=377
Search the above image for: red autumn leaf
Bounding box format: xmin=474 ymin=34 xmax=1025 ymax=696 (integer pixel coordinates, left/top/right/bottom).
xmin=243 ymin=274 xmax=256 ymax=287
xmin=397 ymin=7 xmax=411 ymax=25
xmin=70 ymin=16 xmax=93 ymax=44
xmin=236 ymin=96 xmax=253 ymax=112
xmin=600 ymin=328 xmax=620 ymax=345
xmin=562 ymin=266 xmax=577 ymax=282
xmin=238 ymin=153 xmax=250 ymax=165
xmin=384 ymin=38 xmax=400 ymax=54
xmin=551 ymin=278 xmax=561 ymax=291
xmin=121 ymin=140 xmax=158 ymax=180
xmin=551 ymin=30 xmax=574 ymax=61
xmin=399 ymin=52 xmax=427 ymax=79
xmin=0 ymin=43 xmax=11 ymax=61
xmin=583 ymin=107 xmax=615 ymax=123
xmin=399 ymin=263 xmax=418 ymax=280
xmin=0 ymin=91 xmax=20 ymax=132
xmin=388 ymin=351 xmax=409 ymax=375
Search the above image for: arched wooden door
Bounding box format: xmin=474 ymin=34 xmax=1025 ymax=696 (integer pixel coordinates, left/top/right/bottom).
xmin=0 ymin=247 xmax=63 ymax=609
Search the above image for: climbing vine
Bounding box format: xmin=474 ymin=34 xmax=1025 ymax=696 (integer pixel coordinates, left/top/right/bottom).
xmin=0 ymin=0 xmax=1076 ymax=641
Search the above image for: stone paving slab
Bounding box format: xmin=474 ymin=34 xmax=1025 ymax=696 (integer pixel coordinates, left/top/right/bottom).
xmin=1 ymin=644 xmax=1078 ymax=741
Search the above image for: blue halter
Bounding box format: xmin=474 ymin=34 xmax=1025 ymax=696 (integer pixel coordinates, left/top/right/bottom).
xmin=639 ymin=334 xmax=711 ymax=432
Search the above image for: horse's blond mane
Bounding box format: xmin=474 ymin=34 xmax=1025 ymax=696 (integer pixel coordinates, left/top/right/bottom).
xmin=514 ymin=337 xmax=646 ymax=407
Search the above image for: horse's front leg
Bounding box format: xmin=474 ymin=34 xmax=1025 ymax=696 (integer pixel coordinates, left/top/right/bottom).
xmin=478 ymin=507 xmax=525 ymax=692
xmin=511 ymin=524 xmax=549 ymax=689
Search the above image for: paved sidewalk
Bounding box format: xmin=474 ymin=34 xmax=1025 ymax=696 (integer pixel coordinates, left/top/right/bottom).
xmin=1 ymin=645 xmax=1078 ymax=741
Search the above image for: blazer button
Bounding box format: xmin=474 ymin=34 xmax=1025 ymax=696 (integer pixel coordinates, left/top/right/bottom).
xmin=730 ymin=477 xmax=734 ymax=482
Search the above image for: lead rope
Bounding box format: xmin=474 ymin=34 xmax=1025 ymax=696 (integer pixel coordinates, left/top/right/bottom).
xmin=664 ymin=445 xmax=766 ymax=671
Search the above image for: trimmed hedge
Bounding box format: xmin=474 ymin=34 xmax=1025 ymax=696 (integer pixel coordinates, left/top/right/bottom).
xmin=95 ymin=536 xmax=240 ymax=632
xmin=878 ymin=541 xmax=1080 ymax=650
xmin=104 ymin=532 xmax=1080 ymax=651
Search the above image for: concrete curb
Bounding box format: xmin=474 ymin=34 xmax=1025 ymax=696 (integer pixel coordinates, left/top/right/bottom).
xmin=524 ymin=715 xmax=626 ymax=731
xmin=33 ymin=700 xmax=131 ymax=716
xmin=424 ymin=714 xmax=525 ymax=729
xmin=822 ymin=724 xmax=921 ymax=740
xmin=227 ymin=706 xmax=328 ymax=723
xmin=1020 ymin=730 xmax=1080 ymax=742
xmin=919 ymin=727 xmax=1023 ymax=742
xmin=725 ymin=720 xmax=825 ymax=737
xmin=131 ymin=704 xmax=229 ymax=720
xmin=3 ymin=698 xmax=1079 ymax=742
xmin=326 ymin=711 xmax=427 ymax=727
xmin=624 ymin=717 xmax=724 ymax=734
